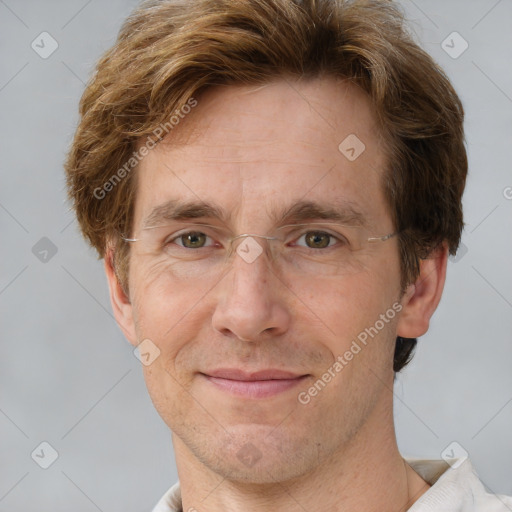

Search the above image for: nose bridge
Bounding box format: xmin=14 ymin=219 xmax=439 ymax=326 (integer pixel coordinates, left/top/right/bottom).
xmin=226 ymin=231 xmax=280 ymax=264
xmin=230 ymin=231 xmax=278 ymax=245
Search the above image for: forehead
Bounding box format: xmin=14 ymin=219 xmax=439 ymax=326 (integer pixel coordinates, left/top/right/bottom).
xmin=133 ymin=77 xmax=390 ymax=230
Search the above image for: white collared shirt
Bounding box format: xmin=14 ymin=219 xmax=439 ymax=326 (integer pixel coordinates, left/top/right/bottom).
xmin=151 ymin=458 xmax=512 ymax=511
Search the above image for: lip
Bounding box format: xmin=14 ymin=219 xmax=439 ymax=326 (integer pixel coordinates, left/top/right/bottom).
xmin=203 ymin=368 xmax=305 ymax=380
xmin=200 ymin=369 xmax=309 ymax=399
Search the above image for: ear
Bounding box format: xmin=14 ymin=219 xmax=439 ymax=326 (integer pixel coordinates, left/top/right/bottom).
xmin=104 ymin=247 xmax=138 ymax=346
xmin=396 ymin=242 xmax=448 ymax=338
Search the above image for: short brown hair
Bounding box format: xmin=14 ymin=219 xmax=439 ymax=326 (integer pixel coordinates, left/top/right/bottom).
xmin=64 ymin=0 xmax=467 ymax=372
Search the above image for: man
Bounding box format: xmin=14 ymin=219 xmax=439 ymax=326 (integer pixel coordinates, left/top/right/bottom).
xmin=64 ymin=0 xmax=512 ymax=510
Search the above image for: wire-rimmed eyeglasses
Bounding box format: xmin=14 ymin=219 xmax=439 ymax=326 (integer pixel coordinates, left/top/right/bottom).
xmin=121 ymin=222 xmax=398 ymax=279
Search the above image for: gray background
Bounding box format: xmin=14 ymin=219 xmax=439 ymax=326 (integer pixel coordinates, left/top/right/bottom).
xmin=1 ymin=0 xmax=511 ymax=510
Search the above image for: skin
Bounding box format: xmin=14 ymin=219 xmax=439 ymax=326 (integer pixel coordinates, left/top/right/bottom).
xmin=105 ymin=77 xmax=448 ymax=511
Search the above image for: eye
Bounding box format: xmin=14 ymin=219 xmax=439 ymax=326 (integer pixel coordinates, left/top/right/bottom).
xmin=168 ymin=230 xmax=216 ymax=249
xmin=294 ymin=229 xmax=346 ymax=249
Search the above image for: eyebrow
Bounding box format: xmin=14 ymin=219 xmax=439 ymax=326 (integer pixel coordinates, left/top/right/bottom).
xmin=142 ymin=198 xmax=369 ymax=229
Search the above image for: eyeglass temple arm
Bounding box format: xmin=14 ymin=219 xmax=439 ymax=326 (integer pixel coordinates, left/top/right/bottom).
xmin=367 ymin=232 xmax=398 ymax=243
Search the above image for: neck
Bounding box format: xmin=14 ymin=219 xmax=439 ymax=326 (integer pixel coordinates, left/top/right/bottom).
xmin=173 ymin=390 xmax=430 ymax=512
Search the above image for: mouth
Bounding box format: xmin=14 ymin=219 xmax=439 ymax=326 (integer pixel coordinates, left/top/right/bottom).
xmin=199 ymin=369 xmax=310 ymax=399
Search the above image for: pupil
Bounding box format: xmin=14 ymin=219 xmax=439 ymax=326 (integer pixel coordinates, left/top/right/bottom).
xmin=184 ymin=232 xmax=205 ymax=248
xmin=306 ymin=232 xmax=329 ymax=249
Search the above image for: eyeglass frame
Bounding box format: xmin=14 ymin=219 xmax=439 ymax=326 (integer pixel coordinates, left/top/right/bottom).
xmin=121 ymin=222 xmax=399 ymax=254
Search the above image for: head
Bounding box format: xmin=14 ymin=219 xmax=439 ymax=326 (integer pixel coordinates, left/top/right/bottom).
xmin=65 ymin=0 xmax=466 ymax=483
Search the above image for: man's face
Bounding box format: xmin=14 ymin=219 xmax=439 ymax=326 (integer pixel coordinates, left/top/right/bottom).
xmin=124 ymin=78 xmax=404 ymax=482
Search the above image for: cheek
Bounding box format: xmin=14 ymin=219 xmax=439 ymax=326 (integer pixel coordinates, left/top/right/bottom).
xmin=129 ymin=267 xmax=205 ymax=427
xmin=299 ymin=265 xmax=397 ymax=337
xmin=129 ymin=258 xmax=232 ymax=383
xmin=294 ymin=258 xmax=402 ymax=387
xmin=130 ymin=254 xmax=210 ymax=315
xmin=129 ymin=261 xmax=198 ymax=360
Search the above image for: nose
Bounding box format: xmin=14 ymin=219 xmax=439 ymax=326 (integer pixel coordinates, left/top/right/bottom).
xmin=211 ymin=235 xmax=291 ymax=342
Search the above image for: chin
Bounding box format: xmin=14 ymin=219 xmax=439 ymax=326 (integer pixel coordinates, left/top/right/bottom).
xmin=197 ymin=424 xmax=314 ymax=484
